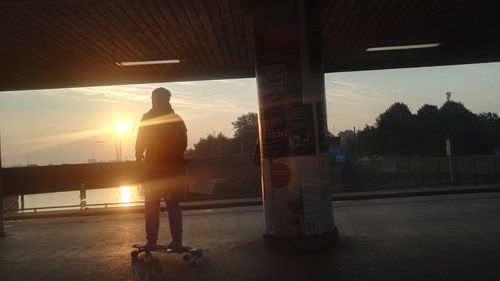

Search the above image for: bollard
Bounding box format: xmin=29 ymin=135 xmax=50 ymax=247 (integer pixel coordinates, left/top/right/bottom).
xmin=79 ymin=183 xmax=87 ymax=210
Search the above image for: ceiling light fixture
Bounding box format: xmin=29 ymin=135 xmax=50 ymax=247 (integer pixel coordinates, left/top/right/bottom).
xmin=366 ymin=43 xmax=441 ymax=52
xmin=115 ymin=59 xmax=181 ymax=66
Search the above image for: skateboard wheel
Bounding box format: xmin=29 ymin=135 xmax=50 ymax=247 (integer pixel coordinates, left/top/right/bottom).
xmin=131 ymin=250 xmax=139 ymax=257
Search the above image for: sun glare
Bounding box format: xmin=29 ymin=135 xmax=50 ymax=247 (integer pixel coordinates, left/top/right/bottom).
xmin=120 ymin=186 xmax=133 ymax=205
xmin=115 ymin=122 xmax=134 ymax=133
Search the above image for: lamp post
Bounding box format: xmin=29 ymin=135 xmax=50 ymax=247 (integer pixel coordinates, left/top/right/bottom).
xmin=94 ymin=140 xmax=104 ymax=162
xmin=115 ymin=136 xmax=122 ymax=161
xmin=446 ymin=137 xmax=454 ymax=184
xmin=115 ymin=122 xmax=133 ymax=161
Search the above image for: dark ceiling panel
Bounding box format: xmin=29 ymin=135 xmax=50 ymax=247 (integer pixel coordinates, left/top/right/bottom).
xmin=1 ymin=0 xmax=500 ymax=91
xmin=182 ymin=0 xmax=224 ymax=70
xmin=204 ymin=0 xmax=235 ymax=67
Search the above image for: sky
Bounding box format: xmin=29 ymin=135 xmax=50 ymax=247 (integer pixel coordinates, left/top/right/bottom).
xmin=1 ymin=62 xmax=499 ymax=167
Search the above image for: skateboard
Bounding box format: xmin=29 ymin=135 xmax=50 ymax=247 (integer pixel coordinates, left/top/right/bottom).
xmin=131 ymin=244 xmax=204 ymax=280
xmin=131 ymin=243 xmax=203 ymax=264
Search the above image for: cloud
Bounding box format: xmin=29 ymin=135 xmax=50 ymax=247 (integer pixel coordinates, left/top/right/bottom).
xmin=3 ymin=83 xmax=253 ymax=117
xmin=172 ymin=81 xmax=204 ymax=87
xmin=166 ymin=88 xmax=250 ymax=113
xmin=2 ymin=81 xmax=256 ymax=111
xmin=209 ymin=79 xmax=246 ymax=86
xmin=459 ymin=64 xmax=500 ymax=78
xmin=326 ymin=79 xmax=420 ymax=107
xmin=3 ymin=127 xmax=111 ymax=157
xmin=3 ymin=86 xmax=149 ymax=104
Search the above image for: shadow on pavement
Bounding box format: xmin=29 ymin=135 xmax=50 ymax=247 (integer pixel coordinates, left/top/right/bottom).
xmin=134 ymin=232 xmax=500 ymax=281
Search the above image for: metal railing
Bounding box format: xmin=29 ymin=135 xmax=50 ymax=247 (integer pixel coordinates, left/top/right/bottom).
xmin=4 ymin=201 xmax=146 ymax=213
xmin=4 ymin=186 xmax=262 ymax=214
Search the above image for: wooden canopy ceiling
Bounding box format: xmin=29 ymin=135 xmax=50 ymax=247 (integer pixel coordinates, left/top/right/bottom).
xmin=1 ymin=0 xmax=500 ymax=91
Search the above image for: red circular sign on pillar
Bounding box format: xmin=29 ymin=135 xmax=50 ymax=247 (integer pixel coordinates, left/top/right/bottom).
xmin=270 ymin=163 xmax=291 ymax=188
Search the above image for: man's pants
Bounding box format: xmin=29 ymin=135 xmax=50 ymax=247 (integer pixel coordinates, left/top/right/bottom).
xmin=144 ymin=164 xmax=186 ymax=245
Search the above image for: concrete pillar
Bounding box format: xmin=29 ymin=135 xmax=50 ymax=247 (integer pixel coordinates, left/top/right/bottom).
xmin=0 ymin=135 xmax=4 ymax=237
xmin=253 ymin=0 xmax=337 ymax=250
xmin=0 ymin=167 xmax=4 ymax=237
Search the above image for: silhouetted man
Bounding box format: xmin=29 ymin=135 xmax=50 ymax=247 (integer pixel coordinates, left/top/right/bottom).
xmin=135 ymin=87 xmax=187 ymax=250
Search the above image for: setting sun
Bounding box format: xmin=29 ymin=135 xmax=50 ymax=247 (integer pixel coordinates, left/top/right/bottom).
xmin=115 ymin=122 xmax=134 ymax=133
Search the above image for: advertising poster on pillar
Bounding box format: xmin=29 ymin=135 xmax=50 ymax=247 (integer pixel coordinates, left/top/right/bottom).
xmin=266 ymin=158 xmax=304 ymax=235
xmin=254 ymin=1 xmax=319 ymax=159
xmin=257 ymin=55 xmax=302 ymax=108
xmin=288 ymin=104 xmax=315 ymax=156
xmin=262 ymin=104 xmax=315 ymax=158
xmin=266 ymin=156 xmax=334 ymax=236
xmin=262 ymin=107 xmax=289 ymax=158
xmin=300 ymin=155 xmax=335 ymax=234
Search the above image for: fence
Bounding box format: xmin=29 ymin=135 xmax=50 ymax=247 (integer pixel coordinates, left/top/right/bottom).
xmin=1 ymin=155 xmax=260 ymax=213
xmin=343 ymin=156 xmax=500 ymax=190
xmin=3 ymin=155 xmax=499 ymax=213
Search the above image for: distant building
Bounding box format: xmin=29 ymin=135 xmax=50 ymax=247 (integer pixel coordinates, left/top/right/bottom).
xmin=88 ymin=158 xmax=97 ymax=163
xmin=327 ymin=136 xmax=340 ymax=148
xmin=338 ymin=130 xmax=356 ymax=148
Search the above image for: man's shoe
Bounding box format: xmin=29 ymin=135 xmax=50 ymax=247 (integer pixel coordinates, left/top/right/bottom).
xmin=166 ymin=241 xmax=183 ymax=252
xmin=144 ymin=242 xmax=159 ymax=251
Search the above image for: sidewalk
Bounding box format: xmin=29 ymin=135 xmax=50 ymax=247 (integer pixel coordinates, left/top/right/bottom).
xmin=1 ymin=191 xmax=500 ymax=281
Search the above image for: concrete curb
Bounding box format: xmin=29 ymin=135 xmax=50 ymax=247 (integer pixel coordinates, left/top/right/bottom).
xmin=333 ymin=185 xmax=500 ymax=201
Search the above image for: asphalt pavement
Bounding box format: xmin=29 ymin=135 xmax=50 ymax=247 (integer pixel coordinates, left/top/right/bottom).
xmin=1 ymin=191 xmax=500 ymax=281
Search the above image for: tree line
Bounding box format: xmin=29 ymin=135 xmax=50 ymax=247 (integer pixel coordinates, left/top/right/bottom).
xmin=186 ymin=112 xmax=258 ymax=157
xmin=343 ymin=100 xmax=500 ymax=159
xmin=187 ymin=100 xmax=500 ymax=159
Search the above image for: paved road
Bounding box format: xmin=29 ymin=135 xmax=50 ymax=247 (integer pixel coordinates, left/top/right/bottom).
xmin=1 ymin=192 xmax=500 ymax=280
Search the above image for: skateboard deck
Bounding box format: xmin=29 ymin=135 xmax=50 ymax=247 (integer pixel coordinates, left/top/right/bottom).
xmin=131 ymin=243 xmax=205 ymax=280
xmin=131 ymin=243 xmax=203 ymax=263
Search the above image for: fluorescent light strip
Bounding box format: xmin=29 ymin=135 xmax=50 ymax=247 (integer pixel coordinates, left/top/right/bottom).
xmin=116 ymin=59 xmax=180 ymax=66
xmin=366 ymin=43 xmax=440 ymax=52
